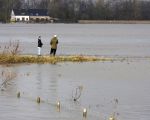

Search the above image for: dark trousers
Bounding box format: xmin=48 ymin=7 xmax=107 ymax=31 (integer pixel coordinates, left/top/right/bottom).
xmin=50 ymin=48 xmax=57 ymax=56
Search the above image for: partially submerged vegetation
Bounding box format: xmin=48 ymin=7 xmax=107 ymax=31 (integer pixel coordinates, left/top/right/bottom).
xmin=0 ymin=69 xmax=17 ymax=91
xmin=0 ymin=54 xmax=112 ymax=64
xmin=0 ymin=41 xmax=112 ymax=64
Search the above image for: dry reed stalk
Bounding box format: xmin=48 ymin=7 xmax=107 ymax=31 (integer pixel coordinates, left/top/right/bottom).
xmin=1 ymin=40 xmax=21 ymax=56
xmin=0 ymin=69 xmax=17 ymax=90
xmin=72 ymin=85 xmax=83 ymax=101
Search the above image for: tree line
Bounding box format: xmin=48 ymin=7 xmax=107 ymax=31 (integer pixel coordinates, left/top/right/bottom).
xmin=0 ymin=0 xmax=150 ymax=23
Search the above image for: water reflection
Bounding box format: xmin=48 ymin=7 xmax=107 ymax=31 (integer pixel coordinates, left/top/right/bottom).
xmin=0 ymin=60 xmax=150 ymax=120
xmin=36 ymin=64 xmax=42 ymax=92
xmin=25 ymin=64 xmax=60 ymax=102
xmin=47 ymin=64 xmax=58 ymax=102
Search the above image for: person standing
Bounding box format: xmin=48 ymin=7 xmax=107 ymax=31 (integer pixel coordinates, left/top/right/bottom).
xmin=37 ymin=36 xmax=43 ymax=56
xmin=50 ymin=35 xmax=58 ymax=56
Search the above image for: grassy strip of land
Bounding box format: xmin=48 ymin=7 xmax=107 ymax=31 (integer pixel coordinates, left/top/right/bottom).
xmin=78 ymin=20 xmax=150 ymax=24
xmin=0 ymin=54 xmax=112 ymax=64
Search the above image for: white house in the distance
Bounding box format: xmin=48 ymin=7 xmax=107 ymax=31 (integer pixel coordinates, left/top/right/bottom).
xmin=10 ymin=9 xmax=53 ymax=23
xmin=11 ymin=9 xmax=29 ymax=22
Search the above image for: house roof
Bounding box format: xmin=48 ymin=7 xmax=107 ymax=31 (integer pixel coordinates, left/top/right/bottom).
xmin=28 ymin=9 xmax=49 ymax=16
xmin=13 ymin=9 xmax=28 ymax=16
xmin=13 ymin=9 xmax=49 ymax=16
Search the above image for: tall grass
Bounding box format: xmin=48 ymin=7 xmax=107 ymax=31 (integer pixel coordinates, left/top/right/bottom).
xmin=0 ymin=54 xmax=113 ymax=64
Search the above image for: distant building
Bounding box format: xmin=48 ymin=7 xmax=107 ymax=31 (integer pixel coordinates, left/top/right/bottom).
xmin=11 ymin=9 xmax=29 ymax=22
xmin=10 ymin=9 xmax=53 ymax=23
xmin=28 ymin=9 xmax=51 ymax=22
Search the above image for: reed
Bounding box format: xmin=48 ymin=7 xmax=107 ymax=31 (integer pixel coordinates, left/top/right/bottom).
xmin=0 ymin=69 xmax=17 ymax=90
xmin=1 ymin=40 xmax=21 ymax=55
xmin=0 ymin=41 xmax=113 ymax=64
xmin=72 ymin=85 xmax=83 ymax=101
xmin=0 ymin=54 xmax=113 ymax=64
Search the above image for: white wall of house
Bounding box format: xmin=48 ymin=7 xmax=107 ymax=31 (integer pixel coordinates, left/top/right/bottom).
xmin=15 ymin=16 xmax=30 ymax=22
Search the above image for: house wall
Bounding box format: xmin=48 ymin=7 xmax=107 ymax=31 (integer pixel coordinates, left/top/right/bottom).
xmin=15 ymin=16 xmax=30 ymax=22
xmin=29 ymin=16 xmax=51 ymax=22
xmin=10 ymin=16 xmax=16 ymax=22
xmin=30 ymin=16 xmax=51 ymax=20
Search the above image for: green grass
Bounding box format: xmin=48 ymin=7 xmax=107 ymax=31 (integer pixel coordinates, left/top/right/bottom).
xmin=0 ymin=54 xmax=113 ymax=64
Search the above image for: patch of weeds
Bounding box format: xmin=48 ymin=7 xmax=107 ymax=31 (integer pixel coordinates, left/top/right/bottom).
xmin=0 ymin=69 xmax=17 ymax=91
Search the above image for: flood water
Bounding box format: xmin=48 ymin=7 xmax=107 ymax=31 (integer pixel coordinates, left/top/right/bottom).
xmin=0 ymin=23 xmax=150 ymax=56
xmin=0 ymin=24 xmax=150 ymax=120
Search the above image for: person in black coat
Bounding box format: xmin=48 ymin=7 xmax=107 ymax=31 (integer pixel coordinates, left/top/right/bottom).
xmin=37 ymin=36 xmax=43 ymax=55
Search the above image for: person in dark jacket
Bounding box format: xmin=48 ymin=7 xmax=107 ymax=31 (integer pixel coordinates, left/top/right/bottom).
xmin=50 ymin=35 xmax=58 ymax=56
xmin=37 ymin=36 xmax=43 ymax=56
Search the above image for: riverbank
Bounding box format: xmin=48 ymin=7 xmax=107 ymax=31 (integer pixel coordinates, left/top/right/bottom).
xmin=78 ymin=20 xmax=150 ymax=24
xmin=1 ymin=20 xmax=150 ymax=24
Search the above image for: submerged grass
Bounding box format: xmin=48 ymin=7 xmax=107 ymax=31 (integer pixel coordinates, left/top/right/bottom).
xmin=0 ymin=41 xmax=113 ymax=64
xmin=0 ymin=54 xmax=113 ymax=64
